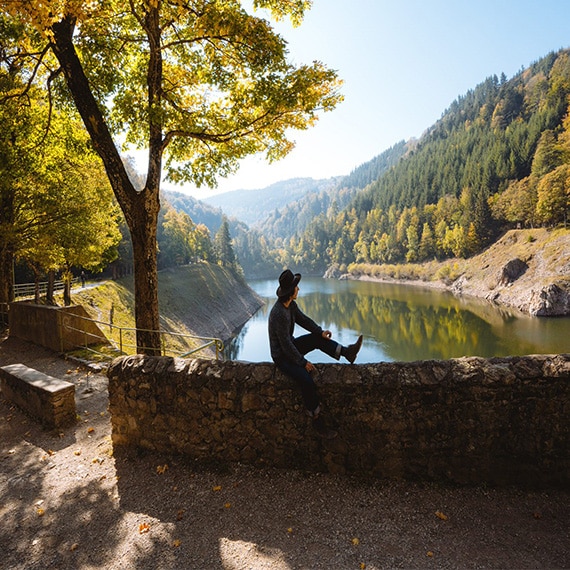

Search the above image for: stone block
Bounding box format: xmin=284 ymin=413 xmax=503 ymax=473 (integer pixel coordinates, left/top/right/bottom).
xmin=0 ymin=363 xmax=75 ymax=428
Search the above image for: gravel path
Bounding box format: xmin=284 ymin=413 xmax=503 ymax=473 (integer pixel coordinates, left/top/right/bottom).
xmin=1 ymin=336 xmax=569 ymax=570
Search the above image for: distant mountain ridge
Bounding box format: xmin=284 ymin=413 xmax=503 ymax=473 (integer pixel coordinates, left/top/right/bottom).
xmin=201 ymin=177 xmax=341 ymax=227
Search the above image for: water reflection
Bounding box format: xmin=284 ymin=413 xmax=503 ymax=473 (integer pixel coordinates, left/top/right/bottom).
xmin=227 ymin=277 xmax=570 ymax=363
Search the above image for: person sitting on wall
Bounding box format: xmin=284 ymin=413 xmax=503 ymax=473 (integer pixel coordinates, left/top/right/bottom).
xmin=268 ymin=269 xmax=363 ymax=439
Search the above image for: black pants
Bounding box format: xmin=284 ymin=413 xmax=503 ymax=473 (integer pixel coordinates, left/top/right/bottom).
xmin=274 ymin=334 xmax=341 ymax=414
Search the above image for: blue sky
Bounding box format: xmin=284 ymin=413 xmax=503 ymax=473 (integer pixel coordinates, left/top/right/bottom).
xmin=167 ymin=0 xmax=570 ymax=198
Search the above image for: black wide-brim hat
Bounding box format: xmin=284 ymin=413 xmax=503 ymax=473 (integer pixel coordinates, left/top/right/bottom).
xmin=276 ymin=269 xmax=301 ymax=298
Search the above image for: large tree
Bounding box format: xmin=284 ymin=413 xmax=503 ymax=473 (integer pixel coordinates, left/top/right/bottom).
xmin=1 ymin=1 xmax=342 ymax=353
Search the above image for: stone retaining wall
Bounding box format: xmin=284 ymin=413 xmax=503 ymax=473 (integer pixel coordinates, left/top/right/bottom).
xmin=9 ymin=302 xmax=107 ymax=352
xmin=107 ymin=354 xmax=570 ymax=487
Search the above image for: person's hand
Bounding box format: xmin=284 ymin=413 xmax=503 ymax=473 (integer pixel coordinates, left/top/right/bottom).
xmin=322 ymin=330 xmax=332 ymax=339
xmin=305 ymin=361 xmax=316 ymax=373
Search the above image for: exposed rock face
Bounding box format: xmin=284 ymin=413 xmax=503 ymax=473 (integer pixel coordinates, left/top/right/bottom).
xmin=323 ymin=264 xmax=343 ymax=279
xmin=526 ymin=283 xmax=570 ymax=316
xmin=497 ymin=258 xmax=528 ymax=286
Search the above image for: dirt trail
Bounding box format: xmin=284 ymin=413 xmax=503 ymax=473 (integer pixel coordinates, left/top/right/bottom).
xmin=1 ymin=336 xmax=569 ymax=570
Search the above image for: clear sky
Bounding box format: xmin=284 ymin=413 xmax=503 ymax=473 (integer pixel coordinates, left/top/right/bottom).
xmin=164 ymin=0 xmax=570 ymax=199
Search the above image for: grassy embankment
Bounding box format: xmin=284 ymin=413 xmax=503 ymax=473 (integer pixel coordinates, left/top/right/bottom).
xmin=68 ymin=263 xmax=263 ymax=358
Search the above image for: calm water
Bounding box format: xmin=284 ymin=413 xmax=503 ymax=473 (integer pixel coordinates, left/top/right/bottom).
xmin=227 ymin=277 xmax=570 ymax=363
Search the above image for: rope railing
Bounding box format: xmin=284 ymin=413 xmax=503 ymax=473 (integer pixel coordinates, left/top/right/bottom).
xmin=58 ymin=311 xmax=224 ymax=362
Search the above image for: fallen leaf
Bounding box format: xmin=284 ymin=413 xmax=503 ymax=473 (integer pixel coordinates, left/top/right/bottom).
xmin=224 ymin=502 xmax=231 ymax=509
xmin=427 ymin=551 xmax=434 ymax=557
xmin=87 ymin=427 xmax=95 ymax=434
xmin=74 ymin=450 xmax=82 ymax=456
xmin=176 ymin=509 xmax=185 ymax=521
xmin=139 ymin=522 xmax=150 ymax=534
xmin=533 ymin=512 xmax=542 ymax=519
xmin=70 ymin=543 xmax=79 ymax=551
xmin=360 ymin=563 xmax=367 ymax=569
xmin=435 ymin=511 xmax=448 ymax=521
xmin=37 ymin=508 xmax=45 ymax=517
xmin=173 ymin=539 xmax=181 ymax=548
xmin=156 ymin=464 xmax=169 ymax=474
xmin=352 ymin=537 xmax=360 ymax=546
xmin=212 ymin=485 xmax=222 ymax=492
xmin=287 ymin=527 xmax=293 ymax=534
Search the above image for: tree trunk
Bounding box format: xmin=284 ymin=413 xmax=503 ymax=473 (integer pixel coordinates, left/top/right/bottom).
xmin=50 ymin=16 xmax=162 ymax=354
xmin=0 ymin=248 xmax=14 ymax=305
xmin=46 ymin=270 xmax=55 ymax=305
xmin=63 ymin=266 xmax=72 ymax=307
xmin=130 ymin=192 xmax=161 ymax=355
xmin=0 ymin=184 xmax=15 ymax=305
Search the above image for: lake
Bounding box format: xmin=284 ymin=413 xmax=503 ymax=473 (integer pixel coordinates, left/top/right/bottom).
xmin=226 ymin=277 xmax=570 ymax=363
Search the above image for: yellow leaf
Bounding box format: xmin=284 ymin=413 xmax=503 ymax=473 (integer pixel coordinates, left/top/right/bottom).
xmin=287 ymin=527 xmax=293 ymax=533
xmin=37 ymin=508 xmax=45 ymax=516
xmin=173 ymin=539 xmax=181 ymax=548
xmin=139 ymin=522 xmax=150 ymax=534
xmin=74 ymin=450 xmax=82 ymax=456
xmin=156 ymin=464 xmax=169 ymax=474
xmin=427 ymin=551 xmax=434 ymax=557
xmin=352 ymin=537 xmax=360 ymax=546
xmin=360 ymin=563 xmax=367 ymax=569
xmin=70 ymin=543 xmax=79 ymax=551
xmin=87 ymin=427 xmax=95 ymax=433
xmin=224 ymin=502 xmax=231 ymax=509
xmin=212 ymin=485 xmax=222 ymax=492
xmin=435 ymin=511 xmax=448 ymax=521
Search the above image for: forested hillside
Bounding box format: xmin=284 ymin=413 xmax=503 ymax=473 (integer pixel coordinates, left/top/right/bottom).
xmin=161 ymin=50 xmax=570 ymax=280
xmin=286 ymin=49 xmax=570 ymax=273
xmin=161 ymin=190 xmax=281 ymax=278
xmin=161 ymin=141 xmax=407 ymax=277
xmin=256 ymin=140 xmax=408 ymax=241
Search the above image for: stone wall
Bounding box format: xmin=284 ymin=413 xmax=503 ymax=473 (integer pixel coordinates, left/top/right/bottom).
xmin=107 ymin=354 xmax=570 ymax=487
xmin=0 ymin=364 xmax=76 ymax=429
xmin=9 ymin=302 xmax=107 ymax=352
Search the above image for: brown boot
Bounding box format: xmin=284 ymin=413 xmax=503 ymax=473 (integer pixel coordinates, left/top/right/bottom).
xmin=345 ymin=335 xmax=363 ymax=364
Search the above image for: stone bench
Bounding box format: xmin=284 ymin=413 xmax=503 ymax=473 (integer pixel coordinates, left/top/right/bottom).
xmin=0 ymin=364 xmax=76 ymax=429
